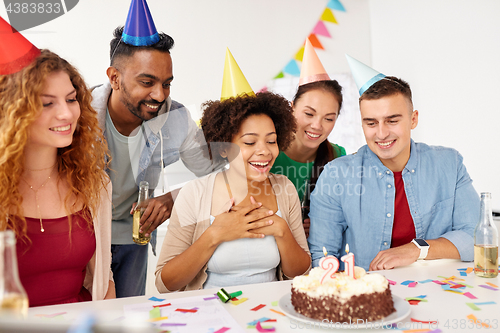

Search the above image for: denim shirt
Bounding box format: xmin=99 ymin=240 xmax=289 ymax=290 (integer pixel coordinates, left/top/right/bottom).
xmin=308 ymin=140 xmax=480 ymax=271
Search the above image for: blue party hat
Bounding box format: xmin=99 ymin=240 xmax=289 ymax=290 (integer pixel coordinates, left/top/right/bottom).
xmin=122 ymin=0 xmax=160 ymax=46
xmin=345 ymin=54 xmax=385 ymax=96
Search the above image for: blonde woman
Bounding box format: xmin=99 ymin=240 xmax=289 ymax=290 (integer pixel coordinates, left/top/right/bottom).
xmin=0 ymin=49 xmax=115 ymax=306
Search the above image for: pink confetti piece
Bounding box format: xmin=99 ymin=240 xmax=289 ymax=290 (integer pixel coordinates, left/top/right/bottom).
xmin=463 ymin=292 xmax=478 ymax=299
xmin=433 ymin=280 xmax=447 ymax=285
xmin=251 ymin=304 xmax=266 ymax=311
xmin=256 ymin=321 xmax=276 ymax=332
xmin=214 ymin=327 xmax=231 ymax=333
xmin=387 ymin=279 xmax=396 ymax=285
xmin=408 ymin=282 xmax=418 ymax=287
xmin=479 ymin=285 xmax=499 ymax=291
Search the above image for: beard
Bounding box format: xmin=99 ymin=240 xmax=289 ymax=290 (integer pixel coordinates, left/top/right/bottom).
xmin=119 ymin=81 xmax=165 ymax=121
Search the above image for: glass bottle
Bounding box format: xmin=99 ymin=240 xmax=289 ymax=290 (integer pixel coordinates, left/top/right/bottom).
xmin=474 ymin=192 xmax=499 ymax=277
xmin=0 ymin=230 xmax=28 ymax=318
xmin=132 ymin=181 xmax=151 ymax=245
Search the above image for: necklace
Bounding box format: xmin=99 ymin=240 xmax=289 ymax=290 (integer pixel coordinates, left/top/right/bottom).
xmin=25 ymin=164 xmax=57 ymax=172
xmin=21 ymin=164 xmax=57 ymax=232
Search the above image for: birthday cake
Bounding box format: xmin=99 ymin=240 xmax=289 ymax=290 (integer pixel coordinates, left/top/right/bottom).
xmin=291 ymin=267 xmax=395 ymax=323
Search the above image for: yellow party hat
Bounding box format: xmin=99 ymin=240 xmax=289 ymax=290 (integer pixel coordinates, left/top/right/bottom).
xmin=221 ymin=48 xmax=254 ymax=100
xmin=299 ymin=38 xmax=330 ymax=86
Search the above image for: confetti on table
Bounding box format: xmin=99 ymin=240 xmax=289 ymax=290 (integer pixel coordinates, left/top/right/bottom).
xmin=214 ymin=327 xmax=231 ymax=333
xmin=418 ymin=279 xmax=433 ymax=284
xmin=408 ymin=300 xmax=421 ymax=305
xmin=251 ymin=304 xmax=266 ymax=311
xmin=149 ymin=316 xmax=169 ymax=322
xmin=270 ymin=308 xmax=285 ymax=316
xmin=405 ymin=297 xmax=428 ymax=302
xmin=428 ymin=330 xmax=443 ymax=333
xmin=441 ymin=285 xmax=462 ymax=293
xmin=401 ymin=280 xmax=414 ymax=286
xmin=264 ymin=319 xmax=277 ymax=322
xmin=466 ymin=303 xmax=481 ymax=311
xmin=149 ymin=307 xmax=161 ymax=319
xmin=465 ymin=267 xmax=474 ymax=274
xmin=467 ymin=314 xmax=490 ymax=328
xmin=153 ymin=303 xmax=172 ymax=308
xmin=410 ymin=318 xmax=438 ymax=324
xmin=463 ymin=292 xmax=477 ymax=299
xmin=433 ymin=280 xmax=447 ymax=285
xmin=204 ymin=296 xmax=219 ymax=301
xmin=475 ymin=301 xmax=496 ymax=305
xmin=486 ymin=282 xmax=498 ymax=288
xmin=450 ymin=284 xmax=466 ymax=289
xmin=388 ymin=279 xmax=397 ymax=285
xmin=256 ymin=321 xmax=276 ymax=332
xmin=271 ymin=301 xmax=278 ymax=306
xmin=148 ymin=296 xmax=166 ymax=302
xmin=479 ymin=285 xmax=499 ymax=291
xmin=35 ymin=312 xmax=67 ymax=318
xmin=444 ymin=289 xmax=463 ymax=295
xmin=460 ymin=271 xmax=467 ymax=276
xmin=457 ymin=268 xmax=467 ymax=271
xmin=415 ymin=295 xmax=427 ymax=298
xmin=408 ymin=282 xmax=418 ymax=287
xmin=247 ymin=318 xmax=270 ymax=326
xmin=175 ymin=308 xmax=198 ymax=313
xmin=229 ymin=291 xmax=242 ymax=298
xmin=230 ymin=297 xmax=248 ymax=305
xmin=160 ymin=323 xmax=187 ymax=327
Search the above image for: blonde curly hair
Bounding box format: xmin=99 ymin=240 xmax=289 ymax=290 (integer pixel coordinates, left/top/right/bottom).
xmin=0 ymin=49 xmax=109 ymax=240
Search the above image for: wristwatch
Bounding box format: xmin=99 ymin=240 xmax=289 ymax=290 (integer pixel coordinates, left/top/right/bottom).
xmin=412 ymin=238 xmax=430 ymax=260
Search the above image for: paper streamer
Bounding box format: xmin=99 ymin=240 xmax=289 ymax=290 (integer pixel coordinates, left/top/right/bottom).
xmin=270 ymin=309 xmax=286 ymax=316
xmin=256 ymin=321 xmax=276 ymax=332
xmin=148 ymin=297 xmax=165 ymax=302
xmin=479 ymin=285 xmax=499 ymax=291
xmin=463 ymin=292 xmax=478 ymax=299
xmin=214 ymin=327 xmax=231 ymax=333
xmin=251 ymin=304 xmax=266 ymax=311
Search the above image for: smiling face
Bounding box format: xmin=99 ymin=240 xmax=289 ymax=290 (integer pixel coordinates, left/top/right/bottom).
xmin=113 ymin=49 xmax=173 ymax=121
xmin=27 ymin=71 xmax=80 ymax=150
xmin=227 ymin=114 xmax=279 ymax=183
xmin=292 ymin=89 xmax=340 ymax=151
xmin=360 ymin=93 xmax=418 ymax=172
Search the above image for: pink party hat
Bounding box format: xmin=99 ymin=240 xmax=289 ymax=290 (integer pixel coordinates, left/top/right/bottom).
xmin=0 ymin=16 xmax=40 ymax=75
xmin=299 ymin=38 xmax=330 ymax=86
xmin=122 ymin=0 xmax=160 ymax=46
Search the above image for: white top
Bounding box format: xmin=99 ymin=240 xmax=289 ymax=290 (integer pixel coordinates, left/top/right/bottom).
xmin=203 ymin=209 xmax=282 ymax=289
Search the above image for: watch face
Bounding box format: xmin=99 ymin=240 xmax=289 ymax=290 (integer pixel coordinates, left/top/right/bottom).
xmin=414 ymin=239 xmax=428 ymax=247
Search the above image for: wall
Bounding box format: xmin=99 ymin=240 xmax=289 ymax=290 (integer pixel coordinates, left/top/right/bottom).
xmin=369 ymin=0 xmax=500 ymax=209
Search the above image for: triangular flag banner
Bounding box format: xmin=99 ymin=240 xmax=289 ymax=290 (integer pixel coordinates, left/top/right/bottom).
xmin=312 ymin=20 xmax=331 ymax=38
xmin=327 ymin=0 xmax=346 ymax=12
xmin=320 ymin=8 xmax=338 ymax=24
xmin=0 ymin=16 xmax=40 ymax=75
xmin=122 ymin=0 xmax=160 ymax=46
xmin=308 ymin=34 xmax=324 ymax=50
xmin=299 ymin=38 xmax=330 ymax=86
xmin=274 ymin=71 xmax=285 ymax=79
xmin=221 ymin=48 xmax=255 ymax=100
xmin=283 ymin=59 xmax=300 ymax=76
xmin=294 ymin=46 xmax=305 ymax=61
xmin=345 ymin=54 xmax=386 ymax=96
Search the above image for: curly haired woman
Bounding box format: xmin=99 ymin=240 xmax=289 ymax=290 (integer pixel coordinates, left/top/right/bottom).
xmin=0 ymin=49 xmax=115 ymax=306
xmin=155 ymin=92 xmax=311 ymax=292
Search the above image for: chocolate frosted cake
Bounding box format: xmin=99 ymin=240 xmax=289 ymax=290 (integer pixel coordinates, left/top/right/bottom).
xmin=291 ymin=267 xmax=395 ymax=323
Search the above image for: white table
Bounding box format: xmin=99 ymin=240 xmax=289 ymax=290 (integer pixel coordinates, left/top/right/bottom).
xmin=0 ymin=260 xmax=498 ymax=332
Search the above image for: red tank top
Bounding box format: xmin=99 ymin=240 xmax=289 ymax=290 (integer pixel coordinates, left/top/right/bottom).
xmin=391 ymin=172 xmax=416 ymax=248
xmin=15 ymin=209 xmax=96 ymax=307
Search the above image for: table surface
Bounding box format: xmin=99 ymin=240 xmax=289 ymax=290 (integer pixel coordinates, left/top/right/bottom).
xmin=0 ymin=259 xmax=498 ymax=333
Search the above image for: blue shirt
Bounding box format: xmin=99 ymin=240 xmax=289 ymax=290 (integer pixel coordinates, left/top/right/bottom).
xmin=308 ymin=140 xmax=480 ymax=270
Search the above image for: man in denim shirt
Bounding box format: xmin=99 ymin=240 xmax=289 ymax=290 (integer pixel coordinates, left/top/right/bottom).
xmin=308 ymin=65 xmax=480 ymax=271
xmin=91 ymin=3 xmax=216 ymax=297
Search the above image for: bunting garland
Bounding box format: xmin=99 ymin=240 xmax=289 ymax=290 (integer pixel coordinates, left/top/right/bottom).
xmin=273 ymin=0 xmax=346 ymax=80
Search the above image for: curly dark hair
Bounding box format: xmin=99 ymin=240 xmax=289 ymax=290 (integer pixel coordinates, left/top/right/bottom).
xmin=110 ymin=26 xmax=175 ymax=67
xmin=200 ymin=92 xmax=296 ymax=164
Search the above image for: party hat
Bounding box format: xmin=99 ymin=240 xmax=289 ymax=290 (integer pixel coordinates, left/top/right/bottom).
xmin=221 ymin=48 xmax=255 ymax=100
xmin=299 ymin=38 xmax=330 ymax=86
xmin=346 ymin=54 xmax=386 ymax=96
xmin=0 ymin=16 xmax=40 ymax=75
xmin=122 ymin=0 xmax=160 ymax=46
